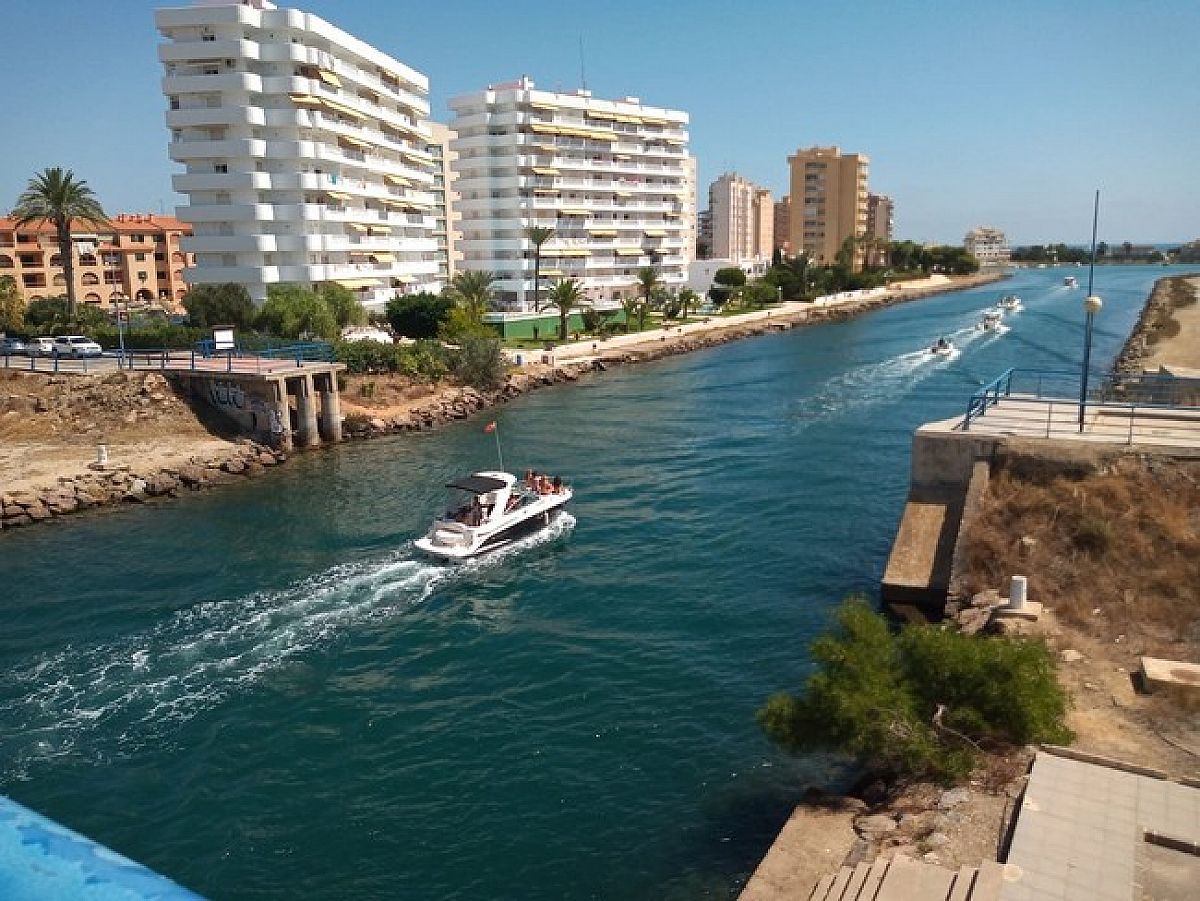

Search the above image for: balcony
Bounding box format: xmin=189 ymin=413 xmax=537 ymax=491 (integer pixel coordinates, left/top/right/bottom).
xmin=161 ymin=72 xmax=262 ymax=96
xmin=157 ymin=38 xmax=258 ymax=64
xmin=169 ymin=137 xmax=267 ymax=162
xmin=166 ymin=106 xmax=265 ymax=128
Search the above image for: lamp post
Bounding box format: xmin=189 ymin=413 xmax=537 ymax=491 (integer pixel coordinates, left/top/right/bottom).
xmin=111 ymin=292 xmax=127 ymax=368
xmin=1077 ymin=294 xmax=1102 ymax=433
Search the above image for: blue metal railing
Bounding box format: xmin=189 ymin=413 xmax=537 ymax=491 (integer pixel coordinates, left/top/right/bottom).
xmin=963 ymin=367 xmax=1016 ymax=430
xmin=962 ymin=368 xmax=1200 ymax=430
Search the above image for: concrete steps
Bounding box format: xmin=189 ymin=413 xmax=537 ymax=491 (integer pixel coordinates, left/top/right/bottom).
xmin=808 ymin=856 xmax=1003 ymax=901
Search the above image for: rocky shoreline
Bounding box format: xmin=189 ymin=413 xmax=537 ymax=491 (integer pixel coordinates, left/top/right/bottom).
xmin=1111 ymin=273 xmax=1199 ymax=374
xmin=1 ymin=439 xmax=287 ymax=532
xmin=1 ymin=272 xmax=1008 ymax=534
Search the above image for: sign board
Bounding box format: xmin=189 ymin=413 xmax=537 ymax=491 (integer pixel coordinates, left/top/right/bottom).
xmin=213 ymin=327 xmax=236 ymax=351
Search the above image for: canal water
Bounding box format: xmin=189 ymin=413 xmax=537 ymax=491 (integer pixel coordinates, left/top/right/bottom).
xmin=0 ymin=266 xmax=1180 ymax=899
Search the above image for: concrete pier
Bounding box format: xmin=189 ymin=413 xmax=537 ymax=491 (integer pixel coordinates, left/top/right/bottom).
xmin=169 ymin=360 xmax=344 ymax=452
xmin=294 ymin=374 xmax=321 ymax=448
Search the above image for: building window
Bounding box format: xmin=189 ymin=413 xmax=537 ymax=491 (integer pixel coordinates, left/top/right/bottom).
xmin=135 ymin=252 xmax=146 ymax=261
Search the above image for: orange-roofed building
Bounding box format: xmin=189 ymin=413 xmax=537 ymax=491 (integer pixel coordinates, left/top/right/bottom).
xmin=0 ymin=213 xmax=194 ymax=310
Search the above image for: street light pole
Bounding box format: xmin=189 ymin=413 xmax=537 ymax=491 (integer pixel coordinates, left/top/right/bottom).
xmin=112 ymin=293 xmax=127 ymax=368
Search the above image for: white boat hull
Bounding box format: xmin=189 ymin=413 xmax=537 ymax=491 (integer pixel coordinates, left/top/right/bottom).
xmin=415 ymin=490 xmax=573 ymax=561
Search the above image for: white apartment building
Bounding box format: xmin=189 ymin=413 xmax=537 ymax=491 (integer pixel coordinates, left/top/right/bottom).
xmin=681 ymin=156 xmax=698 ymax=263
xmin=964 ymin=226 xmax=1010 ymax=265
xmin=708 ymin=172 xmax=773 ymax=264
xmin=156 ymin=0 xmax=441 ymax=309
xmin=449 ymin=77 xmax=691 ymax=310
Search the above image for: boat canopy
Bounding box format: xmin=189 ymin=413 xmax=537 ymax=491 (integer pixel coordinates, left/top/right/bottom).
xmin=445 ymin=475 xmax=509 ymax=494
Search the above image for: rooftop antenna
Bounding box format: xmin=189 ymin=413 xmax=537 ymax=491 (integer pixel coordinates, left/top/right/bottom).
xmin=579 ymin=35 xmax=587 ymax=91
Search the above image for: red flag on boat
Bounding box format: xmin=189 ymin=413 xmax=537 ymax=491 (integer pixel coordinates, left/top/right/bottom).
xmin=484 ymin=421 xmax=496 ymax=433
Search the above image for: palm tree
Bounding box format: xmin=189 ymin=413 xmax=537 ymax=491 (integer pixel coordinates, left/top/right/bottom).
xmin=540 ymin=278 xmax=584 ymax=341
xmin=619 ymin=295 xmax=642 ymax=333
xmin=635 ymin=266 xmax=659 ymax=330
xmin=449 ymin=269 xmax=495 ymax=324
xmin=677 ymin=287 xmax=699 ymax=322
xmin=12 ymin=168 xmax=108 ymax=321
xmin=525 ymin=225 xmax=554 ymax=311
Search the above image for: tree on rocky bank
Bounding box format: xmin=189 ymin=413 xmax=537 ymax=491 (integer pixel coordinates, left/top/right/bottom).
xmin=11 ymin=167 xmax=109 ymax=321
xmin=758 ymin=597 xmax=1071 ymax=783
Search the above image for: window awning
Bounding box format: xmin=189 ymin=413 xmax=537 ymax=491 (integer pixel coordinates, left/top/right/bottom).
xmin=531 ymin=167 xmax=560 ymax=176
xmin=615 ymin=191 xmax=633 ymax=198
xmin=337 ymin=135 xmax=370 ymax=151
xmin=533 ymin=188 xmax=560 ymax=195
xmin=322 ymin=98 xmax=365 ymax=121
xmin=325 ymin=191 xmax=351 ymax=201
xmin=316 ymin=69 xmax=341 ymax=87
xmin=369 ymin=252 xmax=396 ymax=263
xmin=529 ymin=123 xmax=560 ymax=135
xmin=558 ymin=208 xmax=590 ymax=216
xmin=614 ymin=247 xmax=643 ymax=256
xmin=346 ymin=222 xmax=369 ymax=232
xmin=529 ymin=102 xmax=558 ymax=112
xmin=393 ymin=274 xmax=416 ymax=283
xmin=643 ymin=229 xmax=666 ymax=237
xmin=588 ymin=228 xmax=617 ymax=236
xmin=368 ymin=225 xmax=392 ymax=234
xmin=384 ymin=175 xmax=411 ymax=187
xmin=289 ymin=92 xmax=323 ymax=107
xmin=532 ymin=143 xmax=558 ymax=153
xmin=540 ymin=269 xmax=564 ymax=277
xmin=335 ymin=279 xmax=380 ymax=289
xmin=551 ymin=248 xmax=590 ymax=257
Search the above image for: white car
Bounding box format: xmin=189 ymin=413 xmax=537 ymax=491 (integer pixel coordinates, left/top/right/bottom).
xmin=53 ymin=335 xmax=103 ymax=358
xmin=25 ymin=336 xmax=56 ymax=357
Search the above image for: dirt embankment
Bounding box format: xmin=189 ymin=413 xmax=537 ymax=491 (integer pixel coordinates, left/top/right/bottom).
xmin=955 ymin=450 xmax=1200 ymax=775
xmin=0 ymin=369 xmax=285 ymax=531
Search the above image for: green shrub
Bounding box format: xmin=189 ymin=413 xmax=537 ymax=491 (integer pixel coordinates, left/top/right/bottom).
xmin=758 ymin=597 xmax=1072 ymax=783
xmin=399 ymin=339 xmax=453 ymax=382
xmin=1072 ymin=514 xmax=1113 ymax=555
xmin=386 ymin=292 xmax=454 ymax=339
xmin=182 ymin=283 xmax=256 ymax=329
xmin=335 ymin=339 xmax=397 ymax=374
xmin=453 ymin=336 xmax=505 ymax=390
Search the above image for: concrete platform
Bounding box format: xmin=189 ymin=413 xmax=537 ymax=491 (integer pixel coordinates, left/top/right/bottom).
xmin=739 ymin=800 xmax=859 ymax=901
xmin=881 ymin=488 xmax=964 ymax=606
xmin=1140 ymin=656 xmax=1200 ymax=694
xmin=937 ymin=396 xmax=1200 ymax=451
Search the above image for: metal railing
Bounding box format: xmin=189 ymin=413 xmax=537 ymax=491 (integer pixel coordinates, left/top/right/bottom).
xmin=2 ymin=341 xmax=335 ymax=375
xmin=961 ymin=368 xmax=1200 ymax=445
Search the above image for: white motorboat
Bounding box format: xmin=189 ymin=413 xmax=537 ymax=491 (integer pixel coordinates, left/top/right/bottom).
xmin=979 ymin=310 xmax=1004 ymax=331
xmin=414 ymin=471 xmax=572 ymax=561
xmin=1063 ymin=276 xmax=1078 ymax=288
xmin=998 ymin=294 xmax=1023 ymax=312
xmin=929 ymin=337 xmax=955 ymax=357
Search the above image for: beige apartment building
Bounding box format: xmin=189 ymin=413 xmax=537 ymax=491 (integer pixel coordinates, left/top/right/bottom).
xmin=773 ymin=195 xmax=791 ymax=256
xmin=681 ymin=155 xmax=698 ymax=262
xmin=864 ymin=193 xmax=894 ymax=267
xmin=964 ymin=226 xmax=1010 ymax=265
xmin=427 ymin=122 xmax=462 ymax=281
xmin=0 ymin=214 xmax=194 ymax=308
xmin=707 ymin=172 xmax=774 ymax=263
xmin=787 ymin=146 xmax=869 ymax=268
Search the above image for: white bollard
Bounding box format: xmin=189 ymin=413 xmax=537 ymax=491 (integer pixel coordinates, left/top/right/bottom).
xmin=1009 ymin=575 xmax=1027 ymax=610
xmin=96 ymin=444 xmax=109 ymax=467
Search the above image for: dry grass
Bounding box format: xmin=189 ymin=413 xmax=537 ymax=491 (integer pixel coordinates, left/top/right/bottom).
xmin=958 ymin=456 xmax=1200 ymax=657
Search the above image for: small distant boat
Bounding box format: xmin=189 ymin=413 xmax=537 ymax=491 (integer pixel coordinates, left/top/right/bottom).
xmin=998 ymin=295 xmax=1023 ymax=312
xmin=930 ymin=337 xmax=955 ymax=357
xmin=414 ymin=471 xmax=572 ymax=561
xmin=979 ymin=310 xmax=1004 ymax=331
xmin=1063 ymin=276 xmax=1078 ymax=288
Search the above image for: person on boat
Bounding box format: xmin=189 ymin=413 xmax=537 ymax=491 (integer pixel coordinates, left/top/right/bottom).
xmin=538 ymin=475 xmax=552 ymax=495
xmin=523 ymin=469 xmax=536 ymax=490
xmin=552 ymin=476 xmax=564 ymax=494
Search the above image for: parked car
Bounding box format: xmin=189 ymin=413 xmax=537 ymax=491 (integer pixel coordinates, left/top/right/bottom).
xmin=52 ymin=335 xmax=103 ymax=358
xmin=0 ymin=337 xmax=26 ymax=355
xmin=25 ymin=336 xmax=56 ymax=357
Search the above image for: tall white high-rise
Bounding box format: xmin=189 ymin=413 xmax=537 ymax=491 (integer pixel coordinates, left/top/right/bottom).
xmin=707 ymin=173 xmax=774 ymax=264
xmin=156 ymin=0 xmax=441 ymax=309
xmin=449 ymin=77 xmax=690 ymax=310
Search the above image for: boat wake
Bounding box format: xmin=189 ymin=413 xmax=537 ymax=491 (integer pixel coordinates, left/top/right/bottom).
xmin=0 ymin=513 xmax=575 ymax=779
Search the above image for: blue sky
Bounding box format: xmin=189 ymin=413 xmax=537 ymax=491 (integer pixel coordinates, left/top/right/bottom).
xmin=1 ymin=0 xmax=1195 ymax=244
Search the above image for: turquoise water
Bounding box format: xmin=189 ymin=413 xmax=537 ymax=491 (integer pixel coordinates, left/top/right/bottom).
xmin=0 ymin=266 xmax=1182 ymax=899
